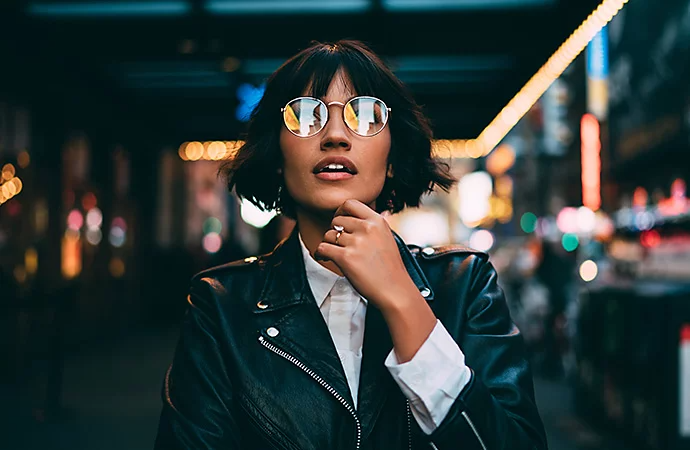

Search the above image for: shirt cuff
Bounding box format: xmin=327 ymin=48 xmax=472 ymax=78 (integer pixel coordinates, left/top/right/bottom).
xmin=384 ymin=319 xmax=472 ymax=435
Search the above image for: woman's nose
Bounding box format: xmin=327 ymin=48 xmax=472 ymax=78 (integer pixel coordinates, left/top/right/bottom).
xmin=320 ymin=113 xmax=351 ymax=151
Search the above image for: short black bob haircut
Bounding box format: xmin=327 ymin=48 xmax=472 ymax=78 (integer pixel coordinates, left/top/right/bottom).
xmin=221 ymin=39 xmax=456 ymax=217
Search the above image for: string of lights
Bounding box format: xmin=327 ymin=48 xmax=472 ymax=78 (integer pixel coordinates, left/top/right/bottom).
xmin=0 ymin=164 xmax=23 ymax=206
xmin=476 ymin=0 xmax=629 ymax=156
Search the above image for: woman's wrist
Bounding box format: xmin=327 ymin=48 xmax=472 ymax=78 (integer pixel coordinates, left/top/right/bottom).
xmin=375 ymin=277 xmax=425 ymax=315
xmin=377 ymin=279 xmax=437 ymax=363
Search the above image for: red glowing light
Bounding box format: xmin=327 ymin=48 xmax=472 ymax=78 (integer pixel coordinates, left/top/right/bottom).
xmin=112 ymin=217 xmax=127 ymax=232
xmin=581 ymin=114 xmax=601 ymax=211
xmin=82 ymin=192 xmax=97 ymax=211
xmin=640 ymin=230 xmax=661 ymax=248
xmin=633 ymin=187 xmax=648 ymax=208
xmin=681 ymin=324 xmax=690 ymax=343
xmin=6 ymin=199 xmax=21 ymax=217
xmin=67 ymin=209 xmax=84 ymax=230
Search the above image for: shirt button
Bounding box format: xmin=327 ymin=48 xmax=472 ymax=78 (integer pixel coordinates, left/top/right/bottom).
xmin=266 ymin=327 xmax=279 ymax=337
xmin=256 ymin=301 xmax=269 ymax=310
xmin=420 ymin=288 xmax=431 ymax=298
xmin=422 ymin=247 xmax=435 ymax=256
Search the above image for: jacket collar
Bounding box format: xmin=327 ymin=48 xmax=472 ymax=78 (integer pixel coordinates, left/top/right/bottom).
xmin=257 ymin=226 xmax=434 ymax=312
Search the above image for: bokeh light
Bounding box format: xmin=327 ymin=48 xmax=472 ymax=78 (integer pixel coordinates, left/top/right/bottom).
xmin=25 ymin=248 xmax=38 ymax=275
xmin=10 ymin=177 xmax=23 ymax=194
xmin=2 ymin=164 xmax=15 ymax=180
xmin=562 ymin=233 xmax=579 ymax=252
xmin=520 ymin=212 xmax=538 ymax=233
xmin=203 ymin=217 xmax=223 ymax=235
xmin=185 ymin=141 xmax=204 ymax=161
xmin=203 ymin=232 xmax=223 ymax=254
xmin=579 ymin=260 xmax=598 ymax=282
xmin=86 ymin=228 xmax=103 ymax=246
xmin=17 ymin=151 xmax=30 ymax=168
xmin=112 ymin=217 xmax=127 ymax=232
xmin=82 ymin=192 xmax=97 ymax=211
xmin=86 ymin=208 xmax=103 ymax=229
xmin=557 ymin=207 xmax=579 ymax=233
xmin=206 ymin=141 xmax=227 ymax=160
xmin=67 ymin=209 xmax=84 ymax=230
xmin=109 ymin=257 xmax=126 ymax=278
xmin=109 ymin=226 xmax=126 ymax=247
xmin=640 ymin=230 xmax=661 ymax=248
xmin=634 ymin=211 xmax=655 ymax=231
xmin=469 ymin=230 xmax=495 ymax=252
xmin=577 ymin=207 xmax=596 ymax=233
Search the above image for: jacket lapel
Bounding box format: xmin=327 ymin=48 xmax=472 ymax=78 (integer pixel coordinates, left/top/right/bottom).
xmin=253 ymin=229 xmax=355 ymax=408
xmin=357 ymin=301 xmax=395 ymax=436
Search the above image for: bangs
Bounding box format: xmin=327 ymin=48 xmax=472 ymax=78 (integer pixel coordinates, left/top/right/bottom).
xmin=272 ymin=42 xmax=392 ymax=105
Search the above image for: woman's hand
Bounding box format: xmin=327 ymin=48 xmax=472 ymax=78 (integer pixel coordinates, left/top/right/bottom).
xmin=315 ymin=199 xmax=438 ymax=362
xmin=314 ymin=199 xmax=419 ymax=312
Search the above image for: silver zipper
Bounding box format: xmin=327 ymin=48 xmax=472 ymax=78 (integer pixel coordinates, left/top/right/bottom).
xmin=259 ymin=336 xmax=362 ymax=450
xmin=406 ymin=400 xmax=412 ymax=450
xmin=461 ymin=411 xmax=487 ymax=450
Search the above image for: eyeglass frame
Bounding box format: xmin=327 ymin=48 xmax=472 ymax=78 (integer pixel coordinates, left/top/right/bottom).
xmin=280 ymin=95 xmax=392 ymax=138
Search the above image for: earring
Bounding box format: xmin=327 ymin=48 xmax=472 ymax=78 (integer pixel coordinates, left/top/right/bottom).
xmin=387 ymin=189 xmax=396 ymax=210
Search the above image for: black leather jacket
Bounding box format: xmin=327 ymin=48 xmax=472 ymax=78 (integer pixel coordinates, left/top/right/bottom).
xmin=155 ymin=229 xmax=547 ymax=450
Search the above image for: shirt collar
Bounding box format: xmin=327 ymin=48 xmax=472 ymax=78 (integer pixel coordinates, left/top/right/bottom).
xmin=298 ymin=233 xmax=340 ymax=308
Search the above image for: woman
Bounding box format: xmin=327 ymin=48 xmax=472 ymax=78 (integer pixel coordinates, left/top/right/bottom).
xmin=155 ymin=40 xmax=547 ymax=450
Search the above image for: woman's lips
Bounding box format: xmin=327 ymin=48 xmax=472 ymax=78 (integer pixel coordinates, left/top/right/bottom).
xmin=314 ymin=172 xmax=355 ymax=181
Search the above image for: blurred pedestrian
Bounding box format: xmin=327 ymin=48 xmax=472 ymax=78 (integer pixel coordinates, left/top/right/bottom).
xmin=536 ymin=240 xmax=576 ymax=378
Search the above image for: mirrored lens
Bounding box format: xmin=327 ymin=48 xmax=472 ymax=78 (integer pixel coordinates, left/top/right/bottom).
xmin=345 ymin=97 xmax=389 ymax=136
xmin=283 ymin=98 xmax=327 ymax=137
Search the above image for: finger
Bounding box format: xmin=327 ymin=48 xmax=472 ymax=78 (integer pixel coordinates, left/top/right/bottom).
xmin=314 ymin=241 xmax=347 ymax=263
xmin=323 ymin=229 xmax=352 ymax=247
xmin=334 ymin=199 xmax=378 ymax=220
xmin=331 ymin=216 xmax=366 ymax=233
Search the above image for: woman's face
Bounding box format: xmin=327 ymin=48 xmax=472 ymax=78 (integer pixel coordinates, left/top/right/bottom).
xmin=279 ymin=71 xmax=392 ymax=217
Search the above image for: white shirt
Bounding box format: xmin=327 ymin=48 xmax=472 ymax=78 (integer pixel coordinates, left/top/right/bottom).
xmin=299 ymin=235 xmax=472 ymax=434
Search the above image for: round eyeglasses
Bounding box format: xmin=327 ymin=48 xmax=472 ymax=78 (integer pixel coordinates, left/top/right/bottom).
xmin=281 ymin=96 xmax=391 ymax=138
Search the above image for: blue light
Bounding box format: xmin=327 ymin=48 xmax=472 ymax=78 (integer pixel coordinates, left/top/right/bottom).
xmin=236 ymin=83 xmax=266 ymax=122
xmin=28 ymin=2 xmax=191 ymax=17
xmin=206 ymin=0 xmax=371 ymax=15
xmin=382 ymin=0 xmax=553 ymax=11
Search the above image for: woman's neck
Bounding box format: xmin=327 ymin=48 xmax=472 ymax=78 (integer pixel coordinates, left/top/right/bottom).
xmin=295 ymin=209 xmax=343 ymax=276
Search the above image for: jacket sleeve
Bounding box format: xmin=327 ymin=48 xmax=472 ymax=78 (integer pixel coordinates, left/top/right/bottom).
xmin=154 ymin=277 xmax=240 ymax=449
xmin=426 ymin=256 xmax=548 ymax=450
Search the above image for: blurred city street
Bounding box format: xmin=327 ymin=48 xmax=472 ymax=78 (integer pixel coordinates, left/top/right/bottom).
xmin=2 ymin=0 xmax=690 ymax=449
xmin=3 ymin=324 xmax=627 ymax=450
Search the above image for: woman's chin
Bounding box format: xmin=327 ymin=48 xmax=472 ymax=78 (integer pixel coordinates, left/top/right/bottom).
xmin=302 ymin=194 xmax=375 ymax=215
